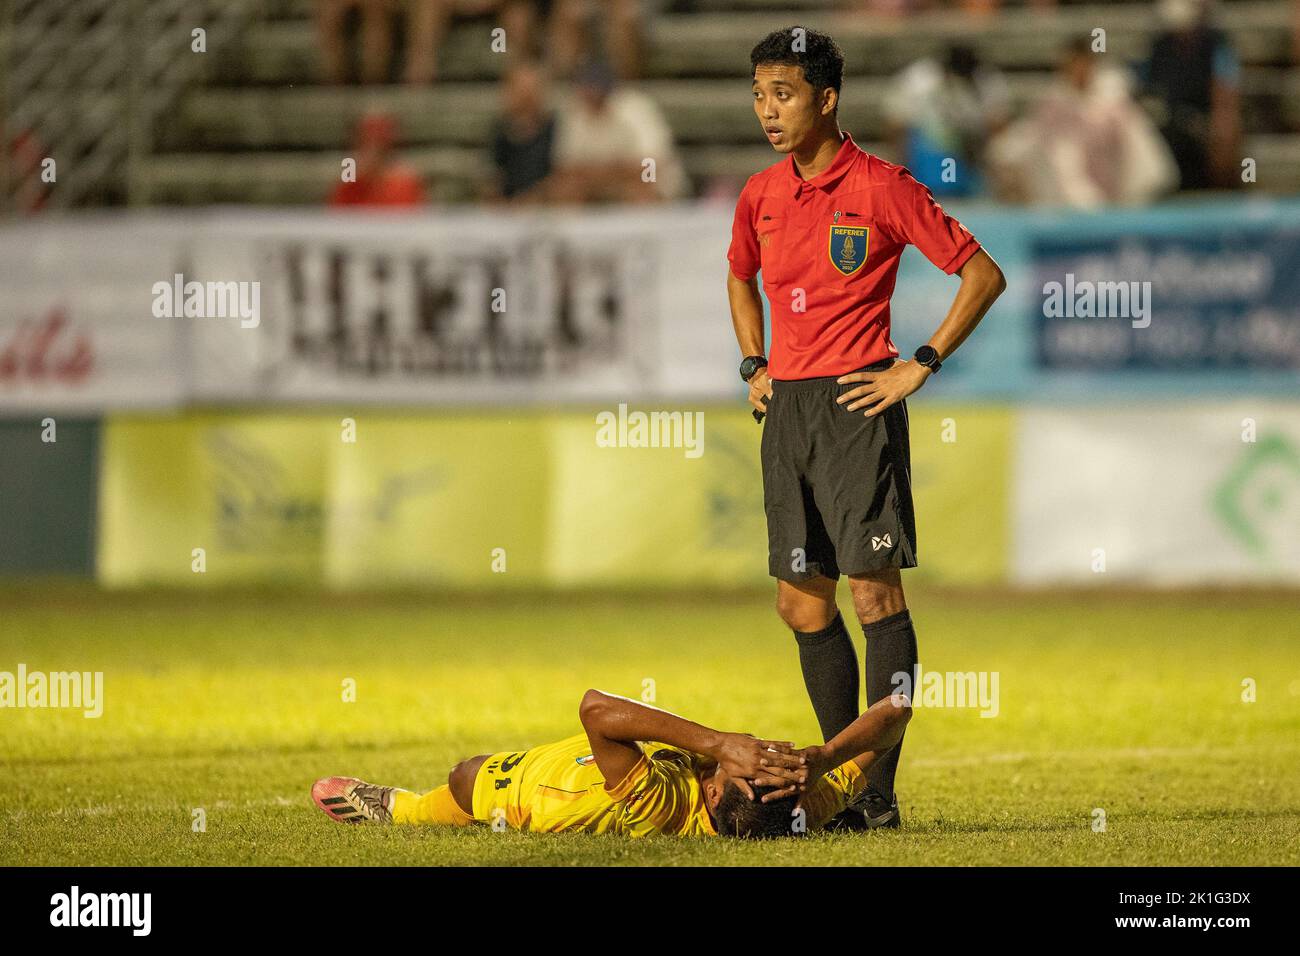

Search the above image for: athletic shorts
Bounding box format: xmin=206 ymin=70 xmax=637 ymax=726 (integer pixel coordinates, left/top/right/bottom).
xmin=761 ymin=358 xmax=917 ymax=582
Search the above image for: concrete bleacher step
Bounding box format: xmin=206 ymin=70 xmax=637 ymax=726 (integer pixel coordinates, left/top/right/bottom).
xmin=137 ymin=139 xmax=878 ymax=204
xmin=138 ymin=131 xmax=1300 ymax=206
xmin=168 ymin=71 xmax=1093 ymax=153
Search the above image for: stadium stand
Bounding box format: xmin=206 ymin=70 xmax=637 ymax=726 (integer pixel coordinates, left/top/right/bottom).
xmin=3 ymin=0 xmax=1298 ymax=207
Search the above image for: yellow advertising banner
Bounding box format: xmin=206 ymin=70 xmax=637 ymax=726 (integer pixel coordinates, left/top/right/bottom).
xmin=99 ymin=413 xmax=330 ymax=585
xmin=99 ymin=405 xmax=1009 ymax=588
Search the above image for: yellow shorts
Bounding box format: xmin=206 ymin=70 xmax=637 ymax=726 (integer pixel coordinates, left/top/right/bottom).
xmin=469 ymin=734 xmax=620 ymax=833
xmin=471 ymin=748 xmax=532 ymax=828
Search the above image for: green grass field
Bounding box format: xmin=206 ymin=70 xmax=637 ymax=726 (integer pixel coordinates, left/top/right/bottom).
xmin=2 ymin=584 xmax=1297 ymax=866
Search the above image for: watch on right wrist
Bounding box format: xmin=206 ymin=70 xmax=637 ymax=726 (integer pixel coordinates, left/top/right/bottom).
xmin=739 ymin=355 xmax=768 ymax=382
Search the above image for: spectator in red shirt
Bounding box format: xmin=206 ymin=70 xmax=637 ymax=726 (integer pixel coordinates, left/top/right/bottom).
xmin=330 ymin=113 xmax=427 ymax=207
xmin=727 ymin=27 xmax=1006 ymax=830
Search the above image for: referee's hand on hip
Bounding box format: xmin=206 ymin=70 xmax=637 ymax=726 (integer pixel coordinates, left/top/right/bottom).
xmin=748 ymin=368 xmax=774 ymax=423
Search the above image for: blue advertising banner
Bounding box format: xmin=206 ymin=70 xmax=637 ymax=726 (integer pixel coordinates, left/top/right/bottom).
xmin=885 ymin=197 xmax=1300 ymax=401
xmin=1030 ymin=229 xmax=1300 ymax=371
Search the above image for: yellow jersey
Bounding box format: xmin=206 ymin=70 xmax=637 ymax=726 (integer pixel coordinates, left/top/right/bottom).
xmin=470 ymin=732 xmax=867 ymax=836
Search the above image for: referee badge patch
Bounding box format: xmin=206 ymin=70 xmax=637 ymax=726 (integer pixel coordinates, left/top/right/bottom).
xmin=829 ymin=225 xmax=869 ymax=276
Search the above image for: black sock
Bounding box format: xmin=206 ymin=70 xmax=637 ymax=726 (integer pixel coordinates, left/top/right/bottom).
xmin=793 ymin=613 xmax=860 ymax=743
xmin=862 ymin=608 xmax=918 ymax=800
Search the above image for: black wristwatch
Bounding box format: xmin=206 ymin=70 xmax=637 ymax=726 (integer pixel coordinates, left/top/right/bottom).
xmin=739 ymin=355 xmax=768 ymax=382
xmin=913 ymin=345 xmax=942 ymax=373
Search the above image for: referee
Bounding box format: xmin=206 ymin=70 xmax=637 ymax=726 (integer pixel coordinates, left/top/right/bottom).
xmin=727 ymin=28 xmax=1006 ymax=828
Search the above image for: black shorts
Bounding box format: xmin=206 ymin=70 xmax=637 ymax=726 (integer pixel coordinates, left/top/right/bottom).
xmin=761 ymin=359 xmax=917 ymax=582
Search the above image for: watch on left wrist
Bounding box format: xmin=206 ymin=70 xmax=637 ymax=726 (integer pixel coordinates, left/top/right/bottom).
xmin=913 ymin=345 xmax=942 ymax=373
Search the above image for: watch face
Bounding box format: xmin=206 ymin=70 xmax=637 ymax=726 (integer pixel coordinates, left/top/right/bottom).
xmin=915 ymin=346 xmax=938 ymax=367
xmin=740 ymin=357 xmax=766 ymax=381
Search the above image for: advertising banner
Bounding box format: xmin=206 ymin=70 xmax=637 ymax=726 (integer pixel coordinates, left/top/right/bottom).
xmin=0 ymin=221 xmax=186 ymax=413
xmin=5 ymin=202 xmax=1300 ymax=412
xmin=1030 ymin=228 xmax=1300 ymax=371
xmin=1013 ymin=404 xmax=1300 ymax=585
xmin=99 ymin=404 xmax=1010 ymax=589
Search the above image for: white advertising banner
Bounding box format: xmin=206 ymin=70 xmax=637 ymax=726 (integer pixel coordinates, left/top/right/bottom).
xmin=1013 ymin=404 xmax=1300 ymax=585
xmin=0 ymin=219 xmax=187 ymax=413
xmin=0 ymin=208 xmax=744 ymax=412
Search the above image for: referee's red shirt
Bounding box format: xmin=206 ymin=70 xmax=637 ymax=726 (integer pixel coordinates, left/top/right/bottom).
xmin=728 ymin=131 xmax=980 ymax=380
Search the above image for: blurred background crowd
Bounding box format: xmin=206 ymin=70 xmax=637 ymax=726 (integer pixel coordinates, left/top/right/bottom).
xmin=4 ymin=0 xmax=1298 ymax=215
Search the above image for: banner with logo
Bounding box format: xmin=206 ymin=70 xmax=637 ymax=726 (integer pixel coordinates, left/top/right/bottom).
xmin=1030 ymin=229 xmax=1300 ymax=371
xmin=1012 ymin=404 xmax=1300 ymax=585
xmin=98 ymin=404 xmax=1010 ymax=588
xmin=98 ymin=413 xmax=332 ymax=585
xmin=0 ymin=220 xmax=186 ymax=413
xmin=6 ymin=201 xmax=1300 ymax=413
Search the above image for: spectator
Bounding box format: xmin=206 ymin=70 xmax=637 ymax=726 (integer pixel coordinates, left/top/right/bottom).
xmin=987 ymin=38 xmax=1177 ymax=208
xmin=316 ymin=0 xmax=445 ymax=85
xmin=8 ymin=130 xmax=51 ymax=215
xmin=330 ymin=114 xmax=427 ymax=207
xmin=1143 ymin=0 xmax=1243 ymax=190
xmin=487 ymin=60 xmax=557 ymax=203
xmin=418 ymin=0 xmax=543 ymax=84
xmin=549 ymin=60 xmax=685 ymax=203
xmin=883 ymin=44 xmax=1010 ymax=197
xmin=547 ymin=0 xmax=643 ymax=80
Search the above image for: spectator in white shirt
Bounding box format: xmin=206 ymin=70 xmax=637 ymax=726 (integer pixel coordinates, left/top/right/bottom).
xmin=549 ymin=60 xmax=687 ymax=203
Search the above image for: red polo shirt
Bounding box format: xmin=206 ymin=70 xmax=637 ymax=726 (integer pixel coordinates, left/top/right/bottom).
xmin=728 ymin=132 xmax=980 ymax=379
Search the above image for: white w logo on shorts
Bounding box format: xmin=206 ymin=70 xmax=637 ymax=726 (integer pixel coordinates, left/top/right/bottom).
xmin=871 ymin=534 xmax=893 ymax=551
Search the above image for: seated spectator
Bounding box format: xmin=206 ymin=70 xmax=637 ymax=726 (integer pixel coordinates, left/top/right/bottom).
xmin=547 ymin=0 xmax=643 ymax=80
xmin=418 ymin=0 xmax=544 ymax=84
xmin=9 ymin=130 xmax=51 ymax=215
xmin=316 ymin=0 xmax=458 ymax=85
xmin=1143 ymin=0 xmax=1242 ymax=190
xmin=487 ymin=60 xmax=557 ymax=203
xmin=986 ymin=38 xmax=1178 ymax=208
xmin=330 ymin=114 xmax=427 ymax=207
xmin=548 ymin=60 xmax=686 ymax=203
xmin=883 ymin=44 xmax=1010 ymax=197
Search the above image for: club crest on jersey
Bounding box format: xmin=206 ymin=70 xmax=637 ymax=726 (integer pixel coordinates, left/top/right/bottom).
xmin=829 ymin=225 xmax=869 ymax=276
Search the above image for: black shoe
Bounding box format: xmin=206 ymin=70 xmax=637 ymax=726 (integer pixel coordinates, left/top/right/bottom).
xmin=824 ymin=808 xmax=870 ymax=832
xmin=852 ymin=788 xmax=901 ymax=830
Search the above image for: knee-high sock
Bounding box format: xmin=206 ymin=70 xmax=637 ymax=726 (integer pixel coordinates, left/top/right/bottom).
xmin=862 ymin=609 xmax=918 ymax=799
xmin=794 ymin=613 xmax=860 ymax=743
xmin=391 ymin=784 xmax=474 ymax=826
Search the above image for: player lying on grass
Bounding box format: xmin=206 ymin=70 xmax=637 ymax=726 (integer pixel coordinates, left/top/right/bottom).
xmin=312 ymin=688 xmax=912 ymax=838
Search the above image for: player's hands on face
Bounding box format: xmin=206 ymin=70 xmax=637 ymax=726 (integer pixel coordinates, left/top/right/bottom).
xmin=747 ymin=368 xmax=774 ymax=416
xmin=835 ymin=360 xmax=931 ymax=417
xmin=714 ymin=733 xmax=805 ymax=800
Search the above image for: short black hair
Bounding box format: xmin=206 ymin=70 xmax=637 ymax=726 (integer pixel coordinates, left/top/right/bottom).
xmin=713 ymin=782 xmax=804 ymax=839
xmin=750 ymin=26 xmax=844 ymax=99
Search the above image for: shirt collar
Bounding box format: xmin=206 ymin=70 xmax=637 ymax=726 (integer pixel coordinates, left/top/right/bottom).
xmin=786 ymin=130 xmax=860 ymax=197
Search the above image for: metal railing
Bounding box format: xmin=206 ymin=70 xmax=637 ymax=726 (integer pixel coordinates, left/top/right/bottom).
xmin=2 ymin=0 xmax=256 ymax=213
